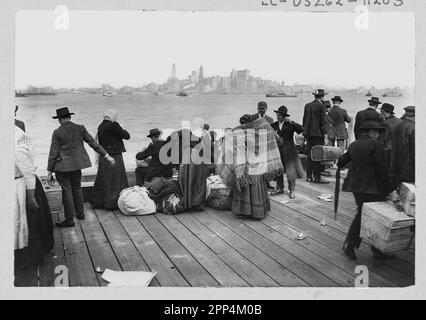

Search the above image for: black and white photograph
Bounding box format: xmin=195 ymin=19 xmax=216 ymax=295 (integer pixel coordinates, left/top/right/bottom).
xmin=1 ymin=0 xmax=424 ymax=302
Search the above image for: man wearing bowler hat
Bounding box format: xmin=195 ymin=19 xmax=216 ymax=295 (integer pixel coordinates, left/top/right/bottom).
xmin=380 ymin=103 xmax=401 ymax=184
xmin=47 ymin=107 xmax=115 ymax=228
xmin=391 ymin=106 xmax=415 ymax=184
xmin=135 ymin=128 xmax=174 ymax=186
xmin=328 ymin=96 xmax=352 ymax=152
xmin=302 ymin=89 xmax=329 ymax=184
xmin=354 ymin=96 xmax=383 ymax=140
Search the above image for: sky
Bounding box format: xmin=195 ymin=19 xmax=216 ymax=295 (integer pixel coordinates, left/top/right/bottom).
xmin=15 ymin=10 xmax=415 ymax=89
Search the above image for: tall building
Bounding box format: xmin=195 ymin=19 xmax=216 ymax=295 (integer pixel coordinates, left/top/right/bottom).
xmin=236 ymin=69 xmax=250 ymax=92
xmin=230 ymin=69 xmax=237 ymax=90
xmin=198 ymin=65 xmax=204 ymax=84
xmin=171 ymin=63 xmax=176 ymax=79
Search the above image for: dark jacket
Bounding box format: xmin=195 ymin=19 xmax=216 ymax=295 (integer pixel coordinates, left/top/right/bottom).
xmin=250 ymin=113 xmax=274 ymax=125
xmin=97 ymin=120 xmax=130 ymax=155
xmin=328 ymin=106 xmax=351 ymax=139
xmin=354 ymin=108 xmax=383 ymax=140
xmin=47 ymin=121 xmax=107 ymax=173
xmin=382 ymin=115 xmax=401 ymax=152
xmin=136 ymin=139 xmax=172 ymax=172
xmin=15 ymin=119 xmax=26 ymax=132
xmin=391 ymin=117 xmax=415 ymax=183
xmin=337 ymin=134 xmax=393 ymax=195
xmin=271 ymin=120 xmax=305 ymax=181
xmin=303 ymin=99 xmax=328 ymax=138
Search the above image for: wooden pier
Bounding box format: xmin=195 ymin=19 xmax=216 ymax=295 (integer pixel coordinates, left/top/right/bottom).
xmin=17 ymin=174 xmax=415 ymax=288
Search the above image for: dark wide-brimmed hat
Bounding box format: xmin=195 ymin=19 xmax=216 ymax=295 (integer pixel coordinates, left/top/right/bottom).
xmin=147 ymin=128 xmax=162 ymax=138
xmin=313 ymin=89 xmax=326 ymax=96
xmin=52 ymin=107 xmax=75 ymax=119
xmin=368 ymin=97 xmax=382 ymax=105
xmin=359 ymin=120 xmax=385 ymax=131
xmin=331 ymin=96 xmax=343 ymax=103
xmin=380 ymin=103 xmax=395 ymax=114
xmin=274 ymin=105 xmax=290 ymax=117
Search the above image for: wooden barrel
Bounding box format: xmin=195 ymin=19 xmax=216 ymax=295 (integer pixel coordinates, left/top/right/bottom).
xmin=311 ymin=146 xmax=343 ymax=161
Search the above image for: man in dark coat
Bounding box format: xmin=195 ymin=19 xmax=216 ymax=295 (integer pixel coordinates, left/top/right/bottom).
xmin=135 ymin=128 xmax=174 ymax=186
xmin=337 ymin=120 xmax=399 ymax=260
xmin=328 ymin=96 xmax=352 ymax=152
xmin=47 ymin=107 xmax=115 ymax=227
xmin=251 ymin=101 xmax=274 ymax=124
xmin=302 ymin=89 xmax=329 ymax=184
xmin=379 ymin=103 xmax=401 ymax=188
xmin=391 ymin=106 xmax=415 ymax=184
xmin=15 ymin=105 xmax=26 ymax=132
xmin=354 ymin=97 xmax=383 ymax=140
xmin=270 ymin=106 xmax=305 ymax=199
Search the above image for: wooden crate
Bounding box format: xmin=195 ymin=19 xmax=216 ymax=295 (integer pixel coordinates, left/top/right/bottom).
xmin=400 ymin=182 xmax=415 ymax=217
xmin=360 ymin=201 xmax=415 ymax=253
xmin=43 ymin=181 xmax=63 ymax=215
xmin=311 ymin=146 xmax=343 ymax=162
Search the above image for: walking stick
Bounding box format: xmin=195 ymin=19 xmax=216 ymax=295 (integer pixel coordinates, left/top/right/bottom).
xmin=334 ymin=167 xmax=341 ymax=221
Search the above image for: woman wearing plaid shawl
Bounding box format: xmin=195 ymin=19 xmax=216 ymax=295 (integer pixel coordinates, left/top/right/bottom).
xmin=216 ymin=116 xmax=283 ymax=219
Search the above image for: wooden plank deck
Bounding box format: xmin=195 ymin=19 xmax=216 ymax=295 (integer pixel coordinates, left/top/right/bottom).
xmin=25 ymin=174 xmax=414 ymax=288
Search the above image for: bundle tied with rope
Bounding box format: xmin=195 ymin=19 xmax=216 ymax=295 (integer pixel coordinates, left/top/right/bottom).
xmin=216 ymin=117 xmax=283 ymax=192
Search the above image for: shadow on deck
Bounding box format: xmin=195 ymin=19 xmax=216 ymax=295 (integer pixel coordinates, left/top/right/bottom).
xmin=19 ymin=174 xmax=415 ymax=288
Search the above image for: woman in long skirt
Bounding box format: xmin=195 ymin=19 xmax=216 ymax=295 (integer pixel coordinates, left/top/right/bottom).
xmin=178 ymin=118 xmax=207 ymax=211
xmin=91 ymin=109 xmax=130 ymax=209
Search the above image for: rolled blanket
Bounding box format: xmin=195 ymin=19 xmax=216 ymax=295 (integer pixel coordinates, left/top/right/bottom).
xmin=216 ymin=117 xmax=283 ymax=192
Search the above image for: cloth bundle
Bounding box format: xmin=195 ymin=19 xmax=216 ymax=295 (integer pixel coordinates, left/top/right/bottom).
xmin=117 ymin=186 xmax=156 ymax=216
xmin=216 ymin=117 xmax=283 ymax=192
xmin=146 ymin=177 xmax=184 ymax=215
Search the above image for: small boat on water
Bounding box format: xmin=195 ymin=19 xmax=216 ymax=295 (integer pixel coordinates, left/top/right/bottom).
xmin=266 ymin=92 xmax=298 ymax=98
xmin=177 ymin=91 xmax=189 ymax=97
xmin=103 ymin=91 xmax=117 ymax=97
xmin=15 ymin=90 xmax=29 ymax=97
xmin=383 ymin=91 xmax=403 ymax=97
xmin=365 ymin=91 xmax=373 ymax=97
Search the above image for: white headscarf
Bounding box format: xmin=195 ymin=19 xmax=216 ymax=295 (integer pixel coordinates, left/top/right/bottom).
xmin=103 ymin=109 xmax=118 ymax=122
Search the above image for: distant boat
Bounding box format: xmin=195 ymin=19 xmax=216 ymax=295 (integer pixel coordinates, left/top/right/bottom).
xmin=365 ymin=91 xmax=373 ymax=97
xmin=266 ymin=92 xmax=298 ymax=98
xmin=177 ymin=92 xmax=189 ymax=97
xmin=103 ymin=91 xmax=116 ymax=97
xmin=15 ymin=90 xmax=28 ymax=97
xmin=383 ymin=91 xmax=403 ymax=97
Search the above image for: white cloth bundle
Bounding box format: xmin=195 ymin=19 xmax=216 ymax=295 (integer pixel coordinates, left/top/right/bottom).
xmin=117 ymin=186 xmax=156 ymax=216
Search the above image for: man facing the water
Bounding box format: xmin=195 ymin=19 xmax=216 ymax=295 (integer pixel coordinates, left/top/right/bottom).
xmin=354 ymin=97 xmax=383 ymax=140
xmin=251 ymin=101 xmax=274 ymax=124
xmin=47 ymin=107 xmax=115 ymax=228
xmin=302 ymin=89 xmax=329 ymax=184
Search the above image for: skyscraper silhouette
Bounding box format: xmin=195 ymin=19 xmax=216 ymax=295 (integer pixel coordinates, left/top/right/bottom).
xmin=171 ymin=63 xmax=176 ymax=79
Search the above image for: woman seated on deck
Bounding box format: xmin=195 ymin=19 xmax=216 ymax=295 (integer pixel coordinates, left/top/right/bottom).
xmin=91 ymin=109 xmax=130 ymax=210
xmin=216 ymin=115 xmax=283 ymax=220
xmin=15 ymin=126 xmax=54 ymax=286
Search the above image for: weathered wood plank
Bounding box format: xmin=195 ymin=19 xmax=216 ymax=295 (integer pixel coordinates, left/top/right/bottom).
xmin=156 ymin=213 xmax=249 ymax=287
xmin=176 ymin=213 xmax=279 ymax=287
xmin=79 ymin=205 xmax=122 ymax=286
xmin=190 ymin=212 xmax=308 ymax=287
xmin=114 ymin=211 xmax=189 ymax=287
xmin=201 ymin=209 xmax=338 ymax=287
xmin=94 ymin=208 xmax=159 ymax=287
xmin=137 ymin=214 xmax=219 ymax=287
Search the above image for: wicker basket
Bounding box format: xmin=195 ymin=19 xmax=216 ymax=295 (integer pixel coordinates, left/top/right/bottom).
xmin=399 ymin=182 xmax=415 ymax=217
xmin=311 ymin=146 xmax=343 ymax=162
xmin=360 ymin=201 xmax=415 ymax=253
xmin=43 ymin=181 xmax=63 ymax=215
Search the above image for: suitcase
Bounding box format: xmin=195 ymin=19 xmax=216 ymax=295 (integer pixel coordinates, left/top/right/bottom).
xmin=360 ymin=201 xmax=415 ymax=253
xmin=311 ymin=145 xmax=343 ymax=162
xmin=43 ymin=181 xmax=63 ymax=215
xmin=399 ymin=182 xmax=415 ymax=217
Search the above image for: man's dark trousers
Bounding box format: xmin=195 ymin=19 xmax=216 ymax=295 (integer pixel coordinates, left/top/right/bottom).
xmin=56 ymin=170 xmax=84 ymax=219
xmin=305 ymin=136 xmax=324 ymax=180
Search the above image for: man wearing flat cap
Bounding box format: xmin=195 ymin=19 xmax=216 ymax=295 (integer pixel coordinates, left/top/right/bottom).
xmin=380 ymin=103 xmax=401 ymax=185
xmin=47 ymin=107 xmax=115 ymax=227
xmin=135 ymin=128 xmax=173 ymax=186
xmin=251 ymin=101 xmax=274 ymax=124
xmin=391 ymin=106 xmax=415 ymax=184
xmin=302 ymin=89 xmax=329 ymax=184
xmin=354 ymin=97 xmax=383 ymax=140
xmin=328 ymin=96 xmax=352 ymax=152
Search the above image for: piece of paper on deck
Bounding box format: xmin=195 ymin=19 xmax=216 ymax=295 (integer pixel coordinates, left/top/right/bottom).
xmin=101 ymin=269 xmax=157 ymax=287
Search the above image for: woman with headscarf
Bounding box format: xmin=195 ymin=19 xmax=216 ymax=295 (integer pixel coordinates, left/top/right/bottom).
xmin=91 ymin=109 xmax=130 ymax=209
xmin=15 ymin=126 xmax=54 ymax=286
xmin=217 ymin=116 xmax=283 ymax=219
xmin=176 ymin=117 xmax=208 ymax=211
